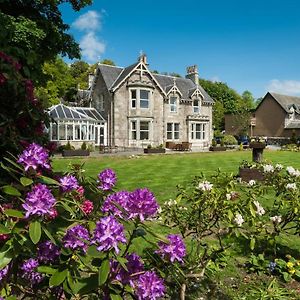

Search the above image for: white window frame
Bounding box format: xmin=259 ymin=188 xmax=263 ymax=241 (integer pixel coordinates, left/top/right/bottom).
xmin=131 ymin=120 xmax=137 ymax=140
xmin=167 ymin=123 xmax=180 ymax=140
xmin=169 ymin=96 xmax=178 ymax=113
xmin=131 ymin=89 xmax=137 ymax=109
xmin=191 ymin=122 xmax=206 ymax=140
xmin=129 ymin=88 xmax=151 ymax=109
xmin=129 ymin=119 xmax=151 ymax=141
xmin=193 ymin=99 xmax=200 ymax=113
xmin=140 ymin=89 xmax=150 ymax=109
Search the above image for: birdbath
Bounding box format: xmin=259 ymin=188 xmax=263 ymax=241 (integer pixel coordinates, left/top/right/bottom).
xmin=249 ymin=142 xmax=266 ymax=162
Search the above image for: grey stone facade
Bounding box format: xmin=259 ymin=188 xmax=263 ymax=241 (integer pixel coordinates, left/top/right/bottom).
xmin=90 ymin=55 xmax=214 ymax=149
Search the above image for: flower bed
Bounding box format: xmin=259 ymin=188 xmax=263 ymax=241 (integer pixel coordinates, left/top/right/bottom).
xmin=239 ymin=167 xmax=265 ymax=182
xmin=144 ymin=148 xmax=166 ymax=154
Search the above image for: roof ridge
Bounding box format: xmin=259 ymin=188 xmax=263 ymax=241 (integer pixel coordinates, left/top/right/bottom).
xmin=98 ymin=63 xmax=124 ymax=69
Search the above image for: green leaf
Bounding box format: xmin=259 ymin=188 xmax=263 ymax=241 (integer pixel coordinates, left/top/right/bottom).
xmin=0 ymin=246 xmax=13 ymax=269
xmin=249 ymin=203 xmax=256 ymax=218
xmin=0 ymin=224 xmax=10 ymax=234
xmin=87 ymin=245 xmax=105 ymax=258
xmin=49 ymin=269 xmax=68 ymax=286
xmin=42 ymin=226 xmax=57 ymax=245
xmin=110 ymin=295 xmax=123 ymax=300
xmin=37 ymin=266 xmax=57 ymax=274
xmin=29 ymin=221 xmax=41 ymax=244
xmin=283 ymin=272 xmax=292 ymax=282
xmin=20 ymin=177 xmax=33 ymax=186
xmin=116 ymin=256 xmax=128 ymax=272
xmin=39 ymin=175 xmax=59 ymax=185
xmin=4 ymin=209 xmax=24 ymax=218
xmin=2 ymin=185 xmax=21 ymax=196
xmin=99 ymin=259 xmax=110 ymax=286
xmin=250 ymin=237 xmax=255 ymax=251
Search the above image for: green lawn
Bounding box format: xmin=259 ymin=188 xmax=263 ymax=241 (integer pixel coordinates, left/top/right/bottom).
xmin=52 ymin=150 xmax=300 ymax=204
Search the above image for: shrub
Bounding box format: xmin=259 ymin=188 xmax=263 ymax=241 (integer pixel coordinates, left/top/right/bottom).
xmin=81 ymin=141 xmax=87 ymax=150
xmin=223 ymin=134 xmax=238 ymax=146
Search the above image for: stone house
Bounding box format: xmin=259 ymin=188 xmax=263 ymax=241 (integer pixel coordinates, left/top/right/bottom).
xmin=89 ymin=54 xmax=214 ymax=149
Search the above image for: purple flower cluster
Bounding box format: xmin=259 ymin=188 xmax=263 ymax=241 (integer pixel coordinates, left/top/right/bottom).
xmin=98 ymin=169 xmax=117 ymax=191
xmin=127 ymin=189 xmax=159 ymax=222
xmin=0 ymin=265 xmax=9 ymax=282
xmin=156 ymin=234 xmax=186 ymax=263
xmin=37 ymin=241 xmax=60 ymax=263
xmin=135 ymin=271 xmax=165 ymax=300
xmin=20 ymin=258 xmax=43 ymax=285
xmin=63 ymin=225 xmax=90 ymax=252
xmin=59 ymin=175 xmax=79 ymax=192
xmin=111 ymin=253 xmax=144 ymax=287
xmin=92 ymin=216 xmax=126 ymax=254
xmin=17 ymin=143 xmax=50 ymax=171
xmin=102 ymin=191 xmax=130 ymax=217
xmin=23 ymin=184 xmax=56 ymax=218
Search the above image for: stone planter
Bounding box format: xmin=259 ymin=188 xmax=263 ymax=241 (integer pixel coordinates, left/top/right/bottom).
xmin=250 ymin=142 xmax=266 ymax=162
xmin=209 ymin=146 xmax=227 ymax=151
xmin=239 ymin=167 xmax=264 ymax=182
xmin=249 ymin=142 xmax=266 ymax=149
xmin=62 ymin=150 xmax=90 ymax=157
xmin=143 ymin=148 xmax=166 ymax=154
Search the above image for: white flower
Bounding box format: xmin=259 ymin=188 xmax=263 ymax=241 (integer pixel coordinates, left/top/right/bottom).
xmin=286 ymin=183 xmax=297 ymax=190
xmin=270 ymin=215 xmax=282 ymax=224
xmin=234 ymin=213 xmax=244 ymax=227
xmin=263 ymin=164 xmax=274 ymax=173
xmin=287 ymin=166 xmax=300 ymax=177
xmin=166 ymin=199 xmax=177 ymax=207
xmin=248 ymin=180 xmax=256 ymax=186
xmin=275 ymin=164 xmax=283 ymax=170
xmin=198 ymin=181 xmax=213 ymax=191
xmin=226 ymin=193 xmax=231 ymax=200
xmin=253 ymin=200 xmax=265 ymax=216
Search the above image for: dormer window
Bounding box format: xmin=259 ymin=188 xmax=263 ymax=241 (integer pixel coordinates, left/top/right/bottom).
xmin=193 ymin=99 xmax=200 ymax=113
xmin=170 ymin=96 xmax=177 ymax=113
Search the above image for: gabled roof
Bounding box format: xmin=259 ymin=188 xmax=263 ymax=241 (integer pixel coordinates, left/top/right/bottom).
xmin=48 ymin=104 xmax=105 ymax=122
xmin=267 ymin=92 xmax=300 ymax=113
xmin=93 ymin=61 xmax=214 ymax=104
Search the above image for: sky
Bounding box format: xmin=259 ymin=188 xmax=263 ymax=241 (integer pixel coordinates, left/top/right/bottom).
xmin=60 ymin=0 xmax=300 ymax=99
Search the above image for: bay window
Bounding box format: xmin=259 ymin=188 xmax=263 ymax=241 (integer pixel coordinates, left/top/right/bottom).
xmin=191 ymin=123 xmax=206 ymax=140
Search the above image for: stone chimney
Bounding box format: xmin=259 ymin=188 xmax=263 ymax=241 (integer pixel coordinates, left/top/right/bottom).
xmin=88 ymin=73 xmax=95 ymax=89
xmin=138 ymin=52 xmax=148 ymax=65
xmin=185 ymin=65 xmax=199 ymax=84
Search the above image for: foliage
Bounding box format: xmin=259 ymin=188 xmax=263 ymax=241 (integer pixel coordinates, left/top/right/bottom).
xmin=81 ymin=142 xmax=87 ymax=150
xmin=0 ymin=51 xmax=50 ymax=166
xmin=223 ymin=135 xmax=238 ymax=146
xmin=0 ymin=0 xmax=92 ymax=83
xmin=100 ymin=59 xmax=116 ymax=66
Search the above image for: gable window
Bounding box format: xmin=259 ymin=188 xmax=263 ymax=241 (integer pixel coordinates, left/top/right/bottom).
xmin=191 ymin=123 xmax=206 ymax=140
xmin=140 ymin=90 xmax=150 ymax=109
xmin=170 ymin=96 xmax=177 ymax=113
xmin=131 ymin=90 xmax=137 ymax=108
xmin=193 ymin=99 xmax=200 ymax=113
xmin=167 ymin=123 xmax=180 ymax=140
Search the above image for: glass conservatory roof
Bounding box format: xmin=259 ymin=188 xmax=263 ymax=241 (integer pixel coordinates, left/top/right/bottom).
xmin=48 ymin=104 xmax=105 ymax=122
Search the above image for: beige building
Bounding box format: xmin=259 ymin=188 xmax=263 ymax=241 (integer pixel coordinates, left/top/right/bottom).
xmin=89 ymin=55 xmax=214 ymax=149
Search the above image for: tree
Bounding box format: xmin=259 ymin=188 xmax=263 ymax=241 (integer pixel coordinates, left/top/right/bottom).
xmin=242 ymin=90 xmax=255 ymax=110
xmin=100 ymin=59 xmax=116 ymax=66
xmin=0 ymin=0 xmax=92 ymax=82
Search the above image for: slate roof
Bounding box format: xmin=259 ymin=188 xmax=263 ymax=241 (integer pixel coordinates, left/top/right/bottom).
xmin=269 ymin=92 xmax=300 ymax=113
xmin=95 ymin=63 xmax=214 ymax=103
xmin=48 ymin=104 xmax=105 ymax=122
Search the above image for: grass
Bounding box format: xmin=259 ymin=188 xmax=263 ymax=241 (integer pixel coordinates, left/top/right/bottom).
xmin=52 ymin=150 xmax=300 ymax=204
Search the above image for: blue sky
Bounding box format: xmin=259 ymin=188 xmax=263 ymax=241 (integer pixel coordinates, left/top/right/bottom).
xmin=60 ymin=0 xmax=300 ymax=99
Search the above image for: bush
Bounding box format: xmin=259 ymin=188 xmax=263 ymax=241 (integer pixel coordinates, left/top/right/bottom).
xmin=81 ymin=141 xmax=87 ymax=150
xmin=223 ymin=134 xmax=238 ymax=146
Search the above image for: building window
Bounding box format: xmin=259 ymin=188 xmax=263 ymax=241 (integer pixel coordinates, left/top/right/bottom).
xmin=140 ymin=121 xmax=149 ymax=140
xmin=140 ymin=90 xmax=150 ymax=109
xmin=191 ymin=123 xmax=206 ymax=140
xmin=193 ymin=99 xmax=200 ymax=113
xmin=59 ymin=123 xmax=66 ymax=140
xmin=131 ymin=121 xmax=137 ymax=140
xmin=167 ymin=123 xmax=180 ymax=140
xmin=131 ymin=90 xmax=137 ymax=108
xmin=169 ymin=96 xmax=177 ymax=113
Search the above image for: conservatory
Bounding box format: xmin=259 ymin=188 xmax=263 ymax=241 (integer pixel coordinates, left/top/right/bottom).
xmin=48 ymin=104 xmax=107 ymax=147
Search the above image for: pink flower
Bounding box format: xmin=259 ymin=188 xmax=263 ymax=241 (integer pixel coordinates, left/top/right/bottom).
xmin=47 ymin=208 xmax=58 ymax=220
xmin=81 ymin=200 xmax=94 ymax=215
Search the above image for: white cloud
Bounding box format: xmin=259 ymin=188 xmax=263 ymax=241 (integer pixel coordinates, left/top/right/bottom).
xmin=266 ymin=79 xmax=300 ymax=96
xmin=72 ymin=10 xmax=102 ymax=31
xmin=80 ymin=32 xmax=105 ymax=62
xmin=210 ymin=76 xmax=221 ymax=83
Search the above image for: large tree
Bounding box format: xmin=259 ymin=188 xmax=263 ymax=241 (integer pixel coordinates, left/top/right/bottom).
xmin=0 ymin=0 xmax=92 ymax=82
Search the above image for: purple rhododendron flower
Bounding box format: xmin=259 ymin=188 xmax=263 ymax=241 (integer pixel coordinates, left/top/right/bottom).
xmin=111 ymin=253 xmax=144 ymax=287
xmin=23 ymin=184 xmax=56 ymax=218
xmin=20 ymin=258 xmax=43 ymax=285
xmin=59 ymin=175 xmax=79 ymax=192
xmin=98 ymin=169 xmax=117 ymax=191
xmin=102 ymin=191 xmax=130 ymax=217
xmin=127 ymin=188 xmax=159 ymax=222
xmin=92 ymin=216 xmax=126 ymax=254
xmin=0 ymin=265 xmax=9 ymax=282
xmin=17 ymin=143 xmax=50 ymax=171
xmin=156 ymin=234 xmax=186 ymax=263
xmin=135 ymin=271 xmax=165 ymax=300
xmin=63 ymin=225 xmax=90 ymax=252
xmin=37 ymin=241 xmax=60 ymax=263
